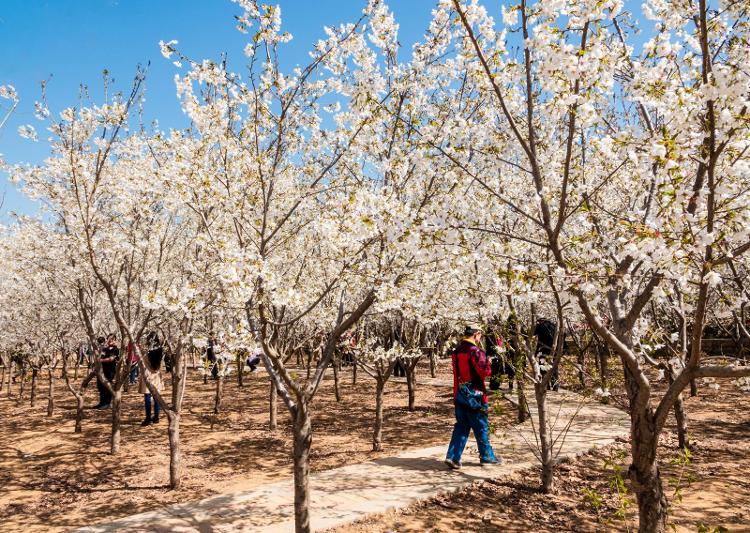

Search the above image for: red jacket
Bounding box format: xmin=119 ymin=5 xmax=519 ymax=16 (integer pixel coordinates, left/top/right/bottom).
xmin=452 ymin=339 xmax=492 ymax=404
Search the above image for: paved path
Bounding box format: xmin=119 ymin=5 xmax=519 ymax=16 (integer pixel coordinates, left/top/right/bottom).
xmin=72 ymin=389 xmax=629 ymax=533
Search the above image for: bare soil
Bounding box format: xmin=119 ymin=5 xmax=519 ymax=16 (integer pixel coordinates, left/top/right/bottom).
xmin=0 ymin=361 xmax=493 ymax=532
xmin=329 ymin=379 xmax=750 ymax=533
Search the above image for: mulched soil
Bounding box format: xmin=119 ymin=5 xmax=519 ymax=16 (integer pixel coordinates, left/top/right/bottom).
xmin=330 ymin=362 xmax=750 ymax=533
xmin=1 ymin=360 xmax=514 ymax=532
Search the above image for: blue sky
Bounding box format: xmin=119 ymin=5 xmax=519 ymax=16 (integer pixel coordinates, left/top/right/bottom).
xmin=0 ymin=0 xmax=436 ymax=218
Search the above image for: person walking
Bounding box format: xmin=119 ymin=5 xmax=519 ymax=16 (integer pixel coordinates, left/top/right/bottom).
xmin=445 ymin=324 xmax=501 ymax=469
xmin=139 ymin=331 xmax=164 ymax=426
xmin=127 ymin=341 xmax=139 ymax=386
xmin=534 ymin=318 xmax=560 ymax=391
xmin=94 ymin=335 xmax=119 ymax=409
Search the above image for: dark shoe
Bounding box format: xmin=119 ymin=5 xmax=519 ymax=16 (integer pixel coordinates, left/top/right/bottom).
xmin=140 ymin=417 xmax=152 ymax=426
xmin=152 ymin=415 xmax=160 ymax=424
xmin=481 ymin=457 xmax=503 ymax=466
xmin=95 ymin=404 xmax=111 ymax=410
xmin=444 ymin=458 xmax=461 ymax=470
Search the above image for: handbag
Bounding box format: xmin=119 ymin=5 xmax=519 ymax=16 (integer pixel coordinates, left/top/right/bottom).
xmin=452 ymin=352 xmax=485 ymax=411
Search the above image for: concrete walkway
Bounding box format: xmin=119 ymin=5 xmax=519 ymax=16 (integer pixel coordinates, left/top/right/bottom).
xmin=72 ymin=389 xmax=629 ymax=533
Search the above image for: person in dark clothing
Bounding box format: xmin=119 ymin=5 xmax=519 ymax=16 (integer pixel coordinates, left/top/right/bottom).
xmin=390 ymin=328 xmax=406 ymax=377
xmin=128 ymin=341 xmax=139 ymax=385
xmin=139 ymin=332 xmax=164 ymax=426
xmin=534 ymin=318 xmax=560 ymax=391
xmin=486 ymin=328 xmax=515 ymax=391
xmin=206 ymin=336 xmax=218 ymax=379
xmin=246 ymin=352 xmax=261 ymax=372
xmin=393 ymin=357 xmax=406 ymax=377
xmin=93 ymin=337 xmax=107 ymax=408
xmin=445 ymin=325 xmax=501 ymax=469
xmin=95 ymin=334 xmax=119 ymax=409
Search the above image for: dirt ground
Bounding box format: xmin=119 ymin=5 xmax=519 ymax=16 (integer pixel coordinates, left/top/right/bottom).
xmin=329 ymin=378 xmax=750 ymax=533
xmin=0 ymin=361 xmax=510 ymax=532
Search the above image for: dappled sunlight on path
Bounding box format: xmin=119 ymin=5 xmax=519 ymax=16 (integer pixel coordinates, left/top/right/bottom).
xmin=72 ymin=388 xmax=629 ymax=532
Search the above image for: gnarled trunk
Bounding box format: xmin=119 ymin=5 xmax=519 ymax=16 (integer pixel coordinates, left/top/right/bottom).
xmin=292 ymin=401 xmax=313 ymax=533
xmin=629 ymin=431 xmax=668 ymax=533
xmin=624 ymin=361 xmax=668 ymax=533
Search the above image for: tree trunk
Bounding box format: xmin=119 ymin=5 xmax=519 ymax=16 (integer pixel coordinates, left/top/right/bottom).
xmin=351 ymin=355 xmax=357 ymax=386
xmin=237 ymin=354 xmax=244 ymax=388
xmin=630 ymin=432 xmax=668 ymax=533
xmin=689 ymin=378 xmax=698 ymax=397
xmin=75 ymin=394 xmax=85 ymax=433
xmin=535 ymin=384 xmax=554 ymax=493
xmin=576 ymin=349 xmax=586 ymax=389
xmin=599 ymin=347 xmax=609 ymax=394
xmin=30 ymin=367 xmax=39 ymax=407
xmin=213 ymin=375 xmax=224 ymax=414
xmin=666 ymin=368 xmax=690 ymax=449
xmin=623 ymin=359 xmax=668 ymax=533
xmin=0 ymin=364 xmax=5 ymax=395
xmin=405 ymin=367 xmax=416 ymax=411
xmin=429 ymin=349 xmax=437 ymax=378
xmin=167 ymin=412 xmax=181 ymax=489
xmin=673 ymin=393 xmax=690 ymax=450
xmin=373 ymin=379 xmax=385 ymax=452
xmin=269 ymin=379 xmax=278 ymax=430
xmin=292 ymin=401 xmax=313 ymax=533
xmin=16 ymin=365 xmax=27 ymax=405
xmin=332 ymin=359 xmax=341 ymax=403
xmin=516 ymin=368 xmax=529 ymax=423
xmin=111 ymin=389 xmax=122 ymax=454
xmin=6 ymin=361 xmax=13 ymax=396
xmin=47 ymin=369 xmax=55 ymax=416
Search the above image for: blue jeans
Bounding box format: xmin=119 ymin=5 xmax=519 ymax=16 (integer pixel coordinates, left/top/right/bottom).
xmin=446 ymin=401 xmax=496 ymax=464
xmin=129 ymin=364 xmax=138 ymax=385
xmin=145 ymin=394 xmax=161 ymax=418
